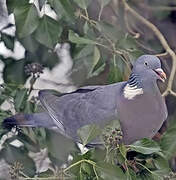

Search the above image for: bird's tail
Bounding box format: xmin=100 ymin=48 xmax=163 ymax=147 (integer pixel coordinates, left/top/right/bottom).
xmin=2 ymin=112 xmax=56 ymax=130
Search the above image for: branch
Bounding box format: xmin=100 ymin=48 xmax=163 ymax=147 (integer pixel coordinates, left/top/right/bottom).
xmin=121 ymin=0 xmax=176 ymax=97
xmin=155 ymin=52 xmax=168 ymax=57
xmin=149 ymin=6 xmax=176 ymax=11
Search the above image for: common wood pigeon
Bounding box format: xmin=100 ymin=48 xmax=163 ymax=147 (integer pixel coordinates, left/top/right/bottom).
xmin=3 ymin=55 xmax=167 ymax=144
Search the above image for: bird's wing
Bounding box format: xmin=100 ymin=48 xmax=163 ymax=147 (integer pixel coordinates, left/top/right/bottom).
xmin=38 ymin=83 xmax=123 ymax=139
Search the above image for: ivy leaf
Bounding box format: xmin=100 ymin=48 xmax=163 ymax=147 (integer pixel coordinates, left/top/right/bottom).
xmin=3 ymin=59 xmax=27 ymax=84
xmin=1 ymin=33 xmax=15 ymax=50
xmin=153 ymin=155 xmax=170 ymax=176
xmin=14 ymin=88 xmax=28 ymax=112
xmin=160 ymin=123 xmax=176 ymax=160
xmin=108 ymin=62 xmax=123 ymax=83
xmin=77 ymin=124 xmax=101 ymax=146
xmin=129 ymin=138 xmax=161 ymax=155
xmin=6 ymin=0 xmax=28 ymax=14
xmin=3 ymin=144 xmax=36 ymax=177
xmin=73 ymin=0 xmax=92 ymax=9
xmin=87 ymin=46 xmax=101 ymax=77
xmin=20 ymin=35 xmax=39 ymax=53
xmin=95 ymin=162 xmax=127 ymax=180
xmin=69 ymin=30 xmax=96 ymax=45
xmin=14 ymin=3 xmax=39 ymax=38
xmin=48 ymin=0 xmax=75 ymax=22
xmin=34 ymin=15 xmax=62 ymax=48
xmin=96 ymin=21 xmax=123 ymax=42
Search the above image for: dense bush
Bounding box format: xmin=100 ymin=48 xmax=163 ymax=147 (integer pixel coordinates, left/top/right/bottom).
xmin=0 ymin=0 xmax=176 ymax=179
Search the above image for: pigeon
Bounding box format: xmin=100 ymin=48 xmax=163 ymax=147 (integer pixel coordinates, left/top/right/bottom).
xmin=2 ymin=55 xmax=167 ymax=144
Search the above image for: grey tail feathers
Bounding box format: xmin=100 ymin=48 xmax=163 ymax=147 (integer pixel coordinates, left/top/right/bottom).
xmin=2 ymin=112 xmax=56 ymax=130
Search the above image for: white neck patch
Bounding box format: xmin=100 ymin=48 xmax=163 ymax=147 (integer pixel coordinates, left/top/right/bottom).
xmin=123 ymin=83 xmax=143 ymax=100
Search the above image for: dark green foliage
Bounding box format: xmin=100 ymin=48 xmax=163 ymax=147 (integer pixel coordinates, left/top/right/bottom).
xmin=0 ymin=0 xmax=176 ymax=179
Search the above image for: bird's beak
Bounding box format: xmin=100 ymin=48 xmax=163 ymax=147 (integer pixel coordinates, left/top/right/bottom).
xmin=153 ymin=68 xmax=167 ymax=82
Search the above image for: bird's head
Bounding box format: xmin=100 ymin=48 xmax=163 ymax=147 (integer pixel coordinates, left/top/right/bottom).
xmin=132 ymin=55 xmax=166 ymax=83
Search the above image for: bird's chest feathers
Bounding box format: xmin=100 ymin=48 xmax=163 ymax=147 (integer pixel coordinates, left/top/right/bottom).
xmin=123 ymin=73 xmax=143 ymax=100
xmin=123 ymin=84 xmax=143 ymax=100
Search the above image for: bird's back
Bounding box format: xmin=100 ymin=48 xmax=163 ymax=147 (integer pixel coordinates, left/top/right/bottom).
xmin=39 ymin=82 xmax=125 ymax=140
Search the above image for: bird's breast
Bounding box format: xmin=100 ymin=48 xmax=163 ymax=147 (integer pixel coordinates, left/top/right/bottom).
xmin=118 ymin=93 xmax=167 ymax=144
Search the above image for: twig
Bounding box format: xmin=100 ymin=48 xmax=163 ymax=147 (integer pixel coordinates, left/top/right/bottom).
xmin=121 ymin=0 xmax=176 ymax=97
xmin=98 ymin=4 xmax=103 ymax=21
xmin=63 ymin=159 xmax=96 ymax=173
xmin=156 ymin=52 xmax=168 ymax=57
xmin=136 ymin=162 xmax=160 ymax=178
xmin=124 ymin=10 xmax=140 ymax=38
xmin=148 ymin=6 xmax=176 ymax=11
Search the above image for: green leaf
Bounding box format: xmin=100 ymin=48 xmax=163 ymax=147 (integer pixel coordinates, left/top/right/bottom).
xmin=71 ymin=45 xmax=94 ymax=84
xmin=46 ymin=130 xmax=78 ymax=162
xmin=1 ymin=33 xmax=15 ymax=50
xmin=14 ymin=3 xmax=39 ymax=38
xmin=73 ymin=0 xmax=92 ymax=9
xmin=87 ymin=46 xmax=101 ymax=77
xmin=69 ymin=30 xmax=96 ymax=45
xmin=93 ymin=46 xmax=100 ymax=69
xmin=77 ymin=124 xmax=101 ymax=146
xmin=14 ymin=88 xmax=28 ymax=112
xmin=95 ymin=162 xmax=126 ymax=180
xmin=160 ymin=124 xmax=176 ymax=159
xmin=48 ymin=0 xmax=75 ymax=22
xmin=20 ymin=35 xmax=39 ymax=53
xmin=6 ymin=0 xmax=28 ymax=14
xmin=3 ymin=59 xmax=27 ymax=84
xmin=96 ymin=21 xmax=124 ymax=42
xmin=3 ymin=144 xmax=36 ymax=177
xmin=24 ymin=101 xmax=35 ymax=113
xmin=118 ymin=34 xmax=138 ymax=50
xmin=153 ymin=155 xmax=170 ymax=176
xmin=119 ymin=144 xmax=127 ymax=159
xmin=129 ymin=138 xmax=161 ymax=155
xmin=108 ymin=62 xmax=123 ymax=83
xmin=34 ymin=15 xmax=62 ymax=48
xmin=81 ymin=162 xmax=93 ymax=176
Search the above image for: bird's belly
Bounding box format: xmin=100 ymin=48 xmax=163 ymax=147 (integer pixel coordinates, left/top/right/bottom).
xmin=119 ymin=95 xmax=166 ymax=144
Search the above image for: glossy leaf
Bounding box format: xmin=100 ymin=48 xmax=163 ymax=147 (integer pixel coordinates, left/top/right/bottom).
xmin=160 ymin=124 xmax=176 ymax=159
xmin=34 ymin=15 xmax=62 ymax=48
xmin=129 ymin=138 xmax=161 ymax=155
xmin=129 ymin=138 xmax=161 ymax=154
xmin=3 ymin=144 xmax=36 ymax=177
xmin=14 ymin=88 xmax=28 ymax=112
xmin=71 ymin=45 xmax=94 ymax=84
xmin=20 ymin=35 xmax=39 ymax=53
xmin=69 ymin=30 xmax=96 ymax=45
xmin=48 ymin=0 xmax=75 ymax=22
xmin=153 ymin=155 xmax=170 ymax=176
xmin=77 ymin=124 xmax=101 ymax=146
xmin=95 ymin=162 xmax=126 ymax=180
xmin=14 ymin=3 xmax=39 ymax=38
xmin=6 ymin=0 xmax=28 ymax=14
xmin=108 ymin=62 xmax=123 ymax=83
xmin=96 ymin=21 xmax=124 ymax=42
xmin=1 ymin=33 xmax=15 ymax=50
xmin=87 ymin=46 xmax=101 ymax=77
xmin=46 ymin=130 xmax=78 ymax=162
xmin=3 ymin=59 xmax=27 ymax=84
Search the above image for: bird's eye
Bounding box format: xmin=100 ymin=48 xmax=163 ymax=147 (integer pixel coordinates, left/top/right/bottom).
xmin=144 ymin=62 xmax=148 ymax=66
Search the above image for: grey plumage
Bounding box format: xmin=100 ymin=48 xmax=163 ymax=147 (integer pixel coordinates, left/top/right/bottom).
xmin=3 ymin=55 xmax=168 ymax=144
